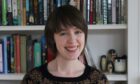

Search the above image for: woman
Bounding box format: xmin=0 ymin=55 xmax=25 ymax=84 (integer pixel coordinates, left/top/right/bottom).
xmin=21 ymin=5 xmax=108 ymax=84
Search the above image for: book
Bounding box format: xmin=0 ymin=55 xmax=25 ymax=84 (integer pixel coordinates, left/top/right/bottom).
xmin=0 ymin=39 xmax=4 ymax=73
xmin=20 ymin=35 xmax=27 ymax=73
xmin=12 ymin=0 xmax=18 ymax=25
xmin=0 ymin=0 xmax=2 ymax=25
xmin=38 ymin=0 xmax=44 ymax=25
xmin=26 ymin=35 xmax=34 ymax=72
xmin=3 ymin=36 xmax=8 ymax=73
xmin=7 ymin=0 xmax=13 ymax=25
xmin=34 ymin=41 xmax=41 ymax=67
xmin=40 ymin=35 xmax=47 ymax=64
xmin=2 ymin=0 xmax=7 ymax=25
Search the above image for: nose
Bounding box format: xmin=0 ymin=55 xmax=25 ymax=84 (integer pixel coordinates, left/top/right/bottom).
xmin=67 ymin=33 xmax=76 ymax=44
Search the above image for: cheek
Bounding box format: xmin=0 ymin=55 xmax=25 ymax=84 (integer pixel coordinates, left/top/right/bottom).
xmin=79 ymin=35 xmax=85 ymax=45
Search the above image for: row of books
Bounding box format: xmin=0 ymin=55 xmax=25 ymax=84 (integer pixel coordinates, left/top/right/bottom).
xmin=0 ymin=34 xmax=49 ymax=73
xmin=0 ymin=0 xmax=127 ymax=26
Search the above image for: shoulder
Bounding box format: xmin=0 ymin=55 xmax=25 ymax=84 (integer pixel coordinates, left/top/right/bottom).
xmin=21 ymin=64 xmax=47 ymax=84
xmin=86 ymin=65 xmax=109 ymax=83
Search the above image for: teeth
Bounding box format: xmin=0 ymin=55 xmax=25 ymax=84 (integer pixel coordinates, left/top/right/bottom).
xmin=66 ymin=46 xmax=77 ymax=51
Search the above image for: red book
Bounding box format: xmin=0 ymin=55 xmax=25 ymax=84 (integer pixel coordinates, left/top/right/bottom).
xmin=15 ymin=35 xmax=21 ymax=73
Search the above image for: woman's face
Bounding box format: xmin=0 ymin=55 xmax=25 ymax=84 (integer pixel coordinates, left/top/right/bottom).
xmin=54 ymin=26 xmax=85 ymax=61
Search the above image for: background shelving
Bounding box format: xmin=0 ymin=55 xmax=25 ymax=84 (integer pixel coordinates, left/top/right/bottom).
xmin=0 ymin=24 xmax=127 ymax=31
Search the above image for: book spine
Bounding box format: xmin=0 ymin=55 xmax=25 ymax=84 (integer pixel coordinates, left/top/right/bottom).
xmin=2 ymin=0 xmax=7 ymax=25
xmin=112 ymin=0 xmax=116 ymax=24
xmin=10 ymin=36 xmax=15 ymax=73
xmin=3 ymin=37 xmax=8 ymax=73
xmin=20 ymin=35 xmax=27 ymax=73
xmin=0 ymin=40 xmax=4 ymax=73
xmin=38 ymin=0 xmax=44 ymax=25
xmin=12 ymin=0 xmax=18 ymax=25
xmin=107 ymin=0 xmax=112 ymax=24
xmin=41 ymin=35 xmax=47 ymax=64
xmin=7 ymin=36 xmax=11 ymax=73
xmin=26 ymin=36 xmax=34 ymax=72
xmin=26 ymin=0 xmax=29 ymax=25
xmin=33 ymin=0 xmax=39 ymax=25
xmin=43 ymin=0 xmax=48 ymax=24
xmin=16 ymin=35 xmax=21 ymax=73
xmin=22 ymin=0 xmax=26 ymax=25
xmin=7 ymin=0 xmax=13 ymax=25
xmin=34 ymin=42 xmax=41 ymax=67
xmin=0 ymin=0 xmax=2 ymax=26
xmin=102 ymin=0 xmax=108 ymax=24
xmin=29 ymin=0 xmax=35 ymax=25
xmin=17 ymin=0 xmax=21 ymax=25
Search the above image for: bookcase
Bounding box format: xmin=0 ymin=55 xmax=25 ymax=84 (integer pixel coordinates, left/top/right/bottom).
xmin=0 ymin=0 xmax=139 ymax=84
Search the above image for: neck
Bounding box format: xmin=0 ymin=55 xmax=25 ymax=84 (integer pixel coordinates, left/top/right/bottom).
xmin=54 ymin=57 xmax=84 ymax=72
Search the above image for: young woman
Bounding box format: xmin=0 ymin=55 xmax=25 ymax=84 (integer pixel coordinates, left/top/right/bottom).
xmin=21 ymin=5 xmax=108 ymax=84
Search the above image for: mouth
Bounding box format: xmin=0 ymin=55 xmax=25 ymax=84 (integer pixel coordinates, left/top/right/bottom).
xmin=65 ymin=46 xmax=78 ymax=52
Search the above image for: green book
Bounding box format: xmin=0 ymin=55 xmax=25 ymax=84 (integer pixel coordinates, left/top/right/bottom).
xmin=2 ymin=0 xmax=7 ymax=25
xmin=34 ymin=41 xmax=41 ymax=67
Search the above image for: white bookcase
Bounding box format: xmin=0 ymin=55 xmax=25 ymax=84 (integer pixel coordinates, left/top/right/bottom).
xmin=0 ymin=0 xmax=139 ymax=84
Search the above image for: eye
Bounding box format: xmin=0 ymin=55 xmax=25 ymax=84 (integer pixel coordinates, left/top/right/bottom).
xmin=75 ymin=30 xmax=83 ymax=35
xmin=59 ymin=31 xmax=67 ymax=36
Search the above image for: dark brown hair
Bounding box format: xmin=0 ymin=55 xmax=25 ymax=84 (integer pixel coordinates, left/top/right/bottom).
xmin=45 ymin=5 xmax=88 ymax=55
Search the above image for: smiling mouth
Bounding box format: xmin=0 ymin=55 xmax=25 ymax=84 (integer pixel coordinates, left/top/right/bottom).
xmin=65 ymin=46 xmax=78 ymax=52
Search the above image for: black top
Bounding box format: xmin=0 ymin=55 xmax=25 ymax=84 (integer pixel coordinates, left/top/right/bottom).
xmin=21 ymin=63 xmax=109 ymax=84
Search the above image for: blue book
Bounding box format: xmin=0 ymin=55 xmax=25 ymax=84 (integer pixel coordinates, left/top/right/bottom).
xmin=3 ymin=36 xmax=8 ymax=73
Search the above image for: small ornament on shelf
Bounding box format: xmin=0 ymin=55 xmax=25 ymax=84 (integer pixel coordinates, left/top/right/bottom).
xmin=100 ymin=55 xmax=107 ymax=72
xmin=107 ymin=61 xmax=114 ymax=73
xmin=107 ymin=49 xmax=117 ymax=62
xmin=114 ymin=55 xmax=127 ymax=73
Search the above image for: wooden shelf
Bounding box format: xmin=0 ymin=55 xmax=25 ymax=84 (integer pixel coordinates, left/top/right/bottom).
xmin=0 ymin=73 xmax=127 ymax=81
xmin=0 ymin=24 xmax=127 ymax=31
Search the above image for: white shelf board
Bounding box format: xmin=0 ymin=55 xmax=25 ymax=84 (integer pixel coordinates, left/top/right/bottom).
xmin=88 ymin=24 xmax=127 ymax=30
xmin=0 ymin=26 xmax=44 ymax=31
xmin=0 ymin=73 xmax=24 ymax=80
xmin=106 ymin=73 xmax=127 ymax=81
xmin=0 ymin=73 xmax=127 ymax=81
xmin=0 ymin=24 xmax=127 ymax=31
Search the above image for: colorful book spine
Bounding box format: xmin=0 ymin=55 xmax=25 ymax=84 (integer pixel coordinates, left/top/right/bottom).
xmin=10 ymin=36 xmax=15 ymax=73
xmin=15 ymin=35 xmax=21 ymax=73
xmin=96 ymin=0 xmax=103 ymax=24
xmin=3 ymin=36 xmax=8 ymax=73
xmin=112 ymin=0 xmax=116 ymax=24
xmin=7 ymin=0 xmax=13 ymax=25
xmin=7 ymin=36 xmax=11 ymax=73
xmin=26 ymin=0 xmax=29 ymax=25
xmin=17 ymin=0 xmax=22 ymax=25
xmin=20 ymin=35 xmax=27 ymax=73
xmin=12 ymin=0 xmax=18 ymax=25
xmin=29 ymin=0 xmax=35 ymax=25
xmin=0 ymin=39 xmax=4 ymax=73
xmin=34 ymin=41 xmax=41 ymax=67
xmin=107 ymin=0 xmax=112 ymax=24
xmin=43 ymin=0 xmax=48 ymax=24
xmin=2 ymin=0 xmax=7 ymax=25
xmin=26 ymin=35 xmax=34 ymax=72
xmin=41 ymin=35 xmax=47 ymax=64
xmin=33 ymin=0 xmax=39 ymax=25
xmin=38 ymin=0 xmax=44 ymax=25
xmin=102 ymin=0 xmax=108 ymax=24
